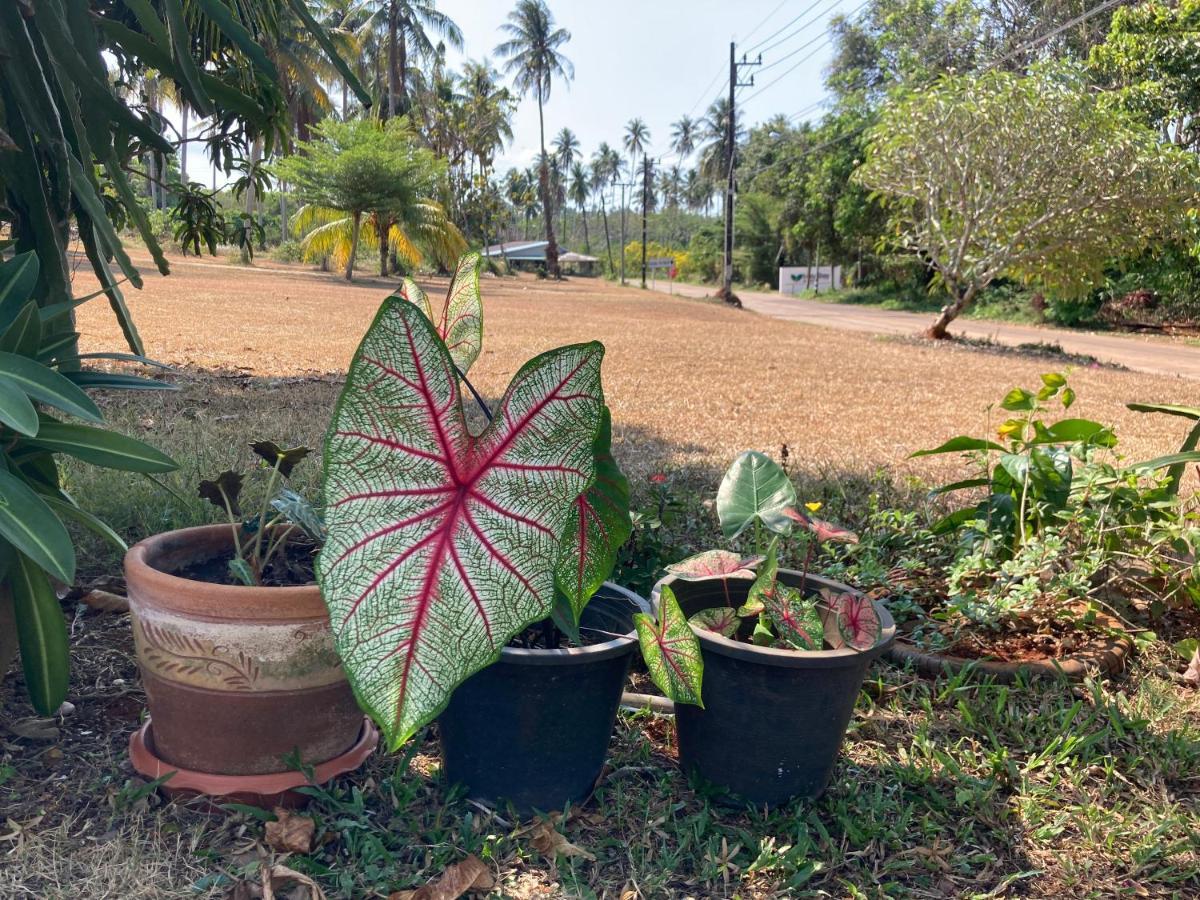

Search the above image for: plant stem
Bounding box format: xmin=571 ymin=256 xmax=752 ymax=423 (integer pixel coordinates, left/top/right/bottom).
xmin=249 ymin=459 xmax=284 ymax=582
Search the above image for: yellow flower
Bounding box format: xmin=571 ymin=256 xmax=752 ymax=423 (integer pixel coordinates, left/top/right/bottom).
xmin=805 ymin=502 xmax=822 ymax=513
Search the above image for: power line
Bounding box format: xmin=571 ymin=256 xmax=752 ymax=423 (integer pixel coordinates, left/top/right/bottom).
xmin=744 ymin=0 xmax=838 ymax=54
xmin=739 ymin=0 xmax=792 ymax=47
xmin=756 ymin=0 xmax=845 ymax=57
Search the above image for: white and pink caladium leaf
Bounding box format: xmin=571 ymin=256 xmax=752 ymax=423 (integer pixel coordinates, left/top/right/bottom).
xmin=665 ymin=549 xmax=763 ymax=581
xmin=554 ymin=406 xmax=633 ymax=622
xmin=636 ymin=585 xmax=704 ymax=707
xmin=688 ymin=607 xmax=741 ymax=638
xmin=825 ymin=591 xmax=882 ymax=651
xmin=318 ymin=298 xmax=604 ymax=748
xmin=396 ymin=252 xmax=483 ymax=375
xmin=781 ymin=506 xmax=859 ymax=544
xmin=762 ymin=583 xmax=824 ymax=651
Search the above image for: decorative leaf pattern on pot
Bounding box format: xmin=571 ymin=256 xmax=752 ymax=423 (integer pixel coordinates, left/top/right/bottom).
xmin=137 ymin=619 xmax=261 ymax=690
xmin=396 ymin=252 xmax=483 ymax=375
xmin=318 ymin=299 xmax=604 ymax=748
xmin=554 ymin=407 xmax=633 ymax=622
xmin=761 ymin=584 xmax=824 ymax=651
xmin=825 ymin=591 xmax=882 ymax=651
xmin=665 ymin=549 xmax=762 ymax=581
xmin=635 ymin=585 xmax=703 ymax=707
xmin=688 ymin=607 xmax=741 ymax=638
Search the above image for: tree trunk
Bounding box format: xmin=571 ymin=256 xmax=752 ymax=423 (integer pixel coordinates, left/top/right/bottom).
xmin=580 ymin=203 xmax=590 ymax=254
xmin=378 ymin=215 xmax=391 ymax=276
xmin=279 ymin=185 xmax=288 ymax=243
xmin=925 ymin=284 xmax=977 ymax=339
xmin=536 ymin=93 xmax=559 ymax=278
xmin=180 ymin=104 xmax=188 ymax=183
xmin=345 ymin=211 xmax=362 ymax=281
xmin=599 ymin=194 xmax=613 ymax=274
xmin=386 ymin=0 xmax=398 ymax=120
xmin=245 ymin=136 xmax=263 ymax=217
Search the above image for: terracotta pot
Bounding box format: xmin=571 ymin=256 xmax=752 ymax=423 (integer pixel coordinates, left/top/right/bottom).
xmin=654 ymin=568 xmax=895 ymax=805
xmin=124 ymin=525 xmax=368 ymax=785
xmin=886 ymin=614 xmax=1133 ymax=682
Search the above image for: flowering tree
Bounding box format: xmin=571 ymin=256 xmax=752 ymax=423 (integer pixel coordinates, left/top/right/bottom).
xmin=855 ymin=67 xmax=1199 ymax=338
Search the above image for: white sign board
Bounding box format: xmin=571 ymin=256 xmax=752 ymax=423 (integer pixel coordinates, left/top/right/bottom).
xmin=779 ymin=266 xmax=842 ymax=295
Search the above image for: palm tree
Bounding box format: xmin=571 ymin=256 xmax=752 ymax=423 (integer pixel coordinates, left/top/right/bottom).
xmin=496 ymin=0 xmax=573 ymax=277
xmin=623 ymin=118 xmax=650 ymax=186
xmin=698 ymin=96 xmax=741 ymax=182
xmin=590 ymin=144 xmax=618 ymax=273
xmin=568 ymin=161 xmax=590 ymax=253
xmin=363 ymin=0 xmax=463 ymax=119
xmin=670 ymin=114 xmax=697 ymax=159
xmin=552 ymin=126 xmax=579 ymax=239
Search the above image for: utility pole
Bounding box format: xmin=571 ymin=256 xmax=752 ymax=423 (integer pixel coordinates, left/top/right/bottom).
xmin=640 ymin=156 xmax=653 ymax=289
xmin=721 ymin=42 xmax=760 ymax=305
xmin=618 ymin=179 xmax=634 ymax=286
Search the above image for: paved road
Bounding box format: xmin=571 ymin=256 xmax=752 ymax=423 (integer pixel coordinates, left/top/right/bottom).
xmin=650 ymin=280 xmax=1200 ymax=381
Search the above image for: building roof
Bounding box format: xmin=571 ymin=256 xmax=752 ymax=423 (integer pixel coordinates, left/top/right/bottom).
xmin=558 ymin=251 xmax=599 ymax=264
xmin=482 ymin=240 xmax=593 ymax=263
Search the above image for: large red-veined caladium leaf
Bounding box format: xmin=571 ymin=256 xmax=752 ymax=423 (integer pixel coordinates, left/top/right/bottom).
xmin=396 ymin=252 xmax=483 ymax=375
xmin=636 ymin=585 xmax=704 ymax=706
xmin=665 ymin=549 xmax=763 ymax=581
xmin=781 ymin=507 xmax=859 ymax=544
xmin=822 ymin=590 xmax=882 ymax=651
xmin=554 ymin=406 xmax=633 ymax=621
xmin=763 ymin=584 xmax=824 ymax=651
xmin=318 ymin=298 xmax=604 ymax=747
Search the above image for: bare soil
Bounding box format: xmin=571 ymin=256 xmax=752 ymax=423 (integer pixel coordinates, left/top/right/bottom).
xmin=72 ymin=250 xmax=1193 ymax=488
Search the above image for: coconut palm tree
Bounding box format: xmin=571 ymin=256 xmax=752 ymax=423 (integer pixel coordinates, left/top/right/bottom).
xmin=496 ymin=0 xmax=573 ymax=277
xmin=671 ymin=114 xmax=697 ymax=159
xmin=698 ymin=96 xmax=742 ymax=182
xmin=623 ymin=118 xmax=650 ymax=187
xmin=362 ymin=0 xmax=463 ymax=118
xmin=590 ymin=144 xmax=619 ymax=273
xmin=552 ymin=127 xmax=579 ymax=238
xmin=568 ymin=161 xmax=590 ymax=253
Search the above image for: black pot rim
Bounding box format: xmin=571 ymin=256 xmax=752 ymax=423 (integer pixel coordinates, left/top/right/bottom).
xmin=498 ymin=581 xmax=641 ymax=667
xmin=654 ymin=569 xmax=897 ymax=669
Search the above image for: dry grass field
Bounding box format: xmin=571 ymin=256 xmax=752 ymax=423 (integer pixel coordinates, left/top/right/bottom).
xmin=74 ymin=251 xmax=1195 ymax=488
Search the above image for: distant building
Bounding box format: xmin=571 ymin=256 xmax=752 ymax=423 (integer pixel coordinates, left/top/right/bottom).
xmin=482 ymin=241 xmax=599 ymax=276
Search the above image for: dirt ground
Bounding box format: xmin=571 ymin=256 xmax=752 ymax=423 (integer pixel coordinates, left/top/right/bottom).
xmin=74 ymin=251 xmax=1195 ymax=485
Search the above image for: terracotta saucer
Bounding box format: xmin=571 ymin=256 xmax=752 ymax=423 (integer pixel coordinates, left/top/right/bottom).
xmin=129 ymin=716 xmax=379 ymax=810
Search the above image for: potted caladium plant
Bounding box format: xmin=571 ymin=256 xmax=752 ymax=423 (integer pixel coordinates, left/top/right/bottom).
xmin=124 ymin=440 xmax=376 ymax=808
xmin=653 ymin=451 xmax=896 ymax=805
xmin=318 ymin=254 xmax=703 ymax=812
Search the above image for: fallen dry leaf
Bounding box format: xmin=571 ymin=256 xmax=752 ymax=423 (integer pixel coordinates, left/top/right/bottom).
xmin=529 ymin=820 xmax=596 ymax=862
xmin=6 ymin=717 xmax=60 ymax=741
xmin=261 ymin=862 xmax=326 ymax=900
xmin=80 ymin=589 xmax=130 ymax=613
xmin=1184 ymin=649 xmax=1200 ymax=688
xmin=265 ymin=807 xmax=315 ymax=854
xmin=387 ymin=854 xmax=493 ymax=900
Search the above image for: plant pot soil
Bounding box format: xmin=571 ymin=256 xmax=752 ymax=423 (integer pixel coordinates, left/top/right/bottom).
xmin=124 ymin=525 xmax=369 ymax=801
xmin=129 ymin=717 xmax=378 ymax=810
xmin=886 ymin=613 xmax=1133 ymax=682
xmin=654 ymin=569 xmax=895 ymax=806
xmin=438 ymin=583 xmax=644 ymax=814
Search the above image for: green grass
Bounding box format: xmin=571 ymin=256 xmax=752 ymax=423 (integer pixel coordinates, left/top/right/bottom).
xmin=11 ymin=370 xmax=1197 ymax=898
xmin=812 ymin=281 xmax=1053 ymax=327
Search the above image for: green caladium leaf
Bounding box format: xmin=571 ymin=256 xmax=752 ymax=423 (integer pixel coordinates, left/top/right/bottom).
xmin=198 ymin=470 xmax=244 ymax=516
xmin=635 ymin=585 xmax=703 ymax=707
xmin=318 ymin=298 xmax=604 ymax=748
xmin=739 ymin=539 xmax=780 ymax=617
xmin=716 ymin=450 xmax=797 ymax=538
xmin=270 ymin=488 xmax=326 ymax=542
xmin=762 ymin=583 xmax=824 ymax=651
xmin=397 ymin=252 xmax=483 ymax=375
xmin=227 ymin=557 xmax=256 ymax=586
xmin=554 ymin=407 xmax=633 ymax=622
xmin=250 ymin=440 xmax=311 ymax=477
xmin=689 ymin=607 xmax=741 ymax=638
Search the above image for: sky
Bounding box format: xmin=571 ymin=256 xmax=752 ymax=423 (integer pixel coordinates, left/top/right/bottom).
xmin=436 ymin=0 xmax=851 ymax=173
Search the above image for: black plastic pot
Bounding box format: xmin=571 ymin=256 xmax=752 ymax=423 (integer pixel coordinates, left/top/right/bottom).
xmin=655 ymin=568 xmax=895 ymax=806
xmin=438 ymin=583 xmax=644 ymax=814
